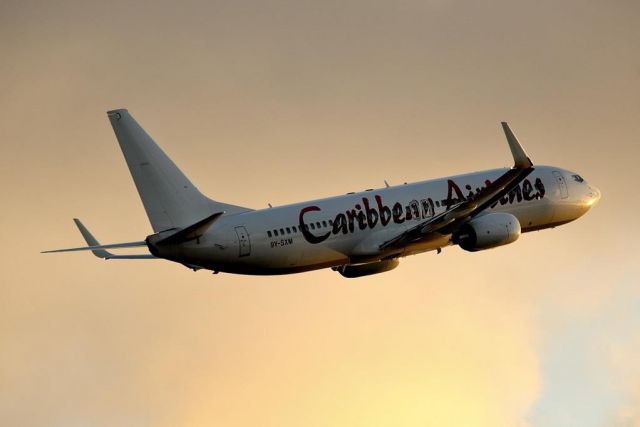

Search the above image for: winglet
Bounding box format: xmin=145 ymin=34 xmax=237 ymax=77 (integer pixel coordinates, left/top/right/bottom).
xmin=501 ymin=122 xmax=533 ymax=169
xmin=73 ymin=218 xmax=112 ymax=259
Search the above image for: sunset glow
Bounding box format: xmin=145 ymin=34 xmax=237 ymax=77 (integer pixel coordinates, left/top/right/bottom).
xmin=1 ymin=1 xmax=638 ymax=426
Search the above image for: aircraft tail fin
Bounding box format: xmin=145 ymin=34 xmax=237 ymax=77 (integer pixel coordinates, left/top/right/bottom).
xmin=107 ymin=109 xmax=250 ymax=232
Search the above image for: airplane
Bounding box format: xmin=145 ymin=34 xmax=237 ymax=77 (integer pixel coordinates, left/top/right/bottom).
xmin=43 ymin=109 xmax=601 ymax=278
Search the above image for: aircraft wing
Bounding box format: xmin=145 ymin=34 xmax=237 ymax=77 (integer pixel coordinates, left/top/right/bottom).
xmin=380 ymin=122 xmax=533 ymax=251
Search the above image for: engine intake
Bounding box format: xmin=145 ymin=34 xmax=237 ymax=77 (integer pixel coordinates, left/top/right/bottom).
xmin=454 ymin=212 xmax=521 ymax=252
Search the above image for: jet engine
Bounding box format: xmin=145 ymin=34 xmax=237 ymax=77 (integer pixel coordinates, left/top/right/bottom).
xmin=336 ymin=259 xmax=400 ymax=278
xmin=453 ymin=212 xmax=521 ymax=252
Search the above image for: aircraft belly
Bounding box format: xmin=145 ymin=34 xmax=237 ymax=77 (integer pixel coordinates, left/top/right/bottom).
xmin=212 ymin=238 xmax=347 ymax=274
xmin=549 ymin=199 xmax=589 ymax=225
xmin=218 ymin=235 xmax=346 ymax=272
xmin=299 ymin=241 xmax=349 ymax=267
xmin=402 ymin=234 xmax=452 ymax=257
xmin=493 ymin=200 xmax=554 ymax=232
xmin=259 ymin=242 xmax=303 ymax=268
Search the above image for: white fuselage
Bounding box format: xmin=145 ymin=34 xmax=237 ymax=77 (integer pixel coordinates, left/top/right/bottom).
xmin=151 ymin=165 xmax=600 ymax=275
xmin=44 ymin=112 xmax=601 ymax=277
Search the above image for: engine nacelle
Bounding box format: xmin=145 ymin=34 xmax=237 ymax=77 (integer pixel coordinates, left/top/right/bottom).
xmin=337 ymin=259 xmax=400 ymax=278
xmin=453 ymin=212 xmax=521 ymax=252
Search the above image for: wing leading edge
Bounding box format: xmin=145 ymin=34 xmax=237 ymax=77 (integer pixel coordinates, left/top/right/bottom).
xmin=379 ymin=122 xmax=534 ymax=251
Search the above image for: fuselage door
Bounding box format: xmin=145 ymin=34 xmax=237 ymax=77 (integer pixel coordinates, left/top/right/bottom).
xmin=234 ymin=226 xmax=251 ymax=257
xmin=553 ymin=171 xmax=569 ymax=199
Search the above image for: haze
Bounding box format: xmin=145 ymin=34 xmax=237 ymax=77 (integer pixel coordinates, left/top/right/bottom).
xmin=1 ymin=1 xmax=638 ymax=426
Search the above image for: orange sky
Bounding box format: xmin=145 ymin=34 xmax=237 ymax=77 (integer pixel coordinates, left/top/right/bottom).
xmin=1 ymin=1 xmax=639 ymax=426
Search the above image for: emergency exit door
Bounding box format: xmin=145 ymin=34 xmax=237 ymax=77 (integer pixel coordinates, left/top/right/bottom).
xmin=234 ymin=226 xmax=251 ymax=257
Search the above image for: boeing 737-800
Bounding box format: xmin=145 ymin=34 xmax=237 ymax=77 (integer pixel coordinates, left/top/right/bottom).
xmin=43 ymin=110 xmax=600 ymax=278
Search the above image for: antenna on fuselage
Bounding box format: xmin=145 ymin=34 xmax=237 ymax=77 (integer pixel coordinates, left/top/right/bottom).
xmin=384 ymin=180 xmax=390 ymax=188
xmin=268 ymin=203 xmax=273 ymax=208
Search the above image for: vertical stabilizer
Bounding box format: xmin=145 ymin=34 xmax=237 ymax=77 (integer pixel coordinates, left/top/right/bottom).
xmin=107 ymin=109 xmax=249 ymax=232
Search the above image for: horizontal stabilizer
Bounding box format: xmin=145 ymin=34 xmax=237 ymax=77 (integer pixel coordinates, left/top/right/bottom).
xmin=156 ymin=211 xmax=224 ymax=245
xmin=42 ymin=218 xmax=154 ymax=259
xmin=100 ymin=254 xmax=157 ymax=259
xmin=42 ymin=241 xmax=148 ymax=254
xmin=73 ymin=218 xmax=111 ymax=258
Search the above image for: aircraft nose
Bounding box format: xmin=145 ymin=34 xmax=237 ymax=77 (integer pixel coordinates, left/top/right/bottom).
xmin=587 ymin=185 xmax=601 ymax=206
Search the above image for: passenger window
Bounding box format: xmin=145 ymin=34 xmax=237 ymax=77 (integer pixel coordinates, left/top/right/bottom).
xmin=316 ymin=222 xmax=321 ymax=229
xmin=280 ymin=228 xmax=284 ymax=235
xmin=286 ymin=227 xmax=291 ymax=234
xmin=274 ymin=230 xmax=279 ymax=236
xmin=292 ymin=226 xmax=297 ymax=233
xmin=329 ymin=219 xmax=333 ymax=226
xmin=267 ymin=231 xmax=272 ymax=238
xmin=436 ymin=201 xmax=440 ymax=207
xmin=310 ymin=223 xmax=315 ymax=230
xmin=322 ymin=220 xmax=327 ymax=227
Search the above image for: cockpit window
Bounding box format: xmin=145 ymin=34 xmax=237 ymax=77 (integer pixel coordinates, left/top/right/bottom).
xmin=572 ymin=174 xmax=584 ymax=183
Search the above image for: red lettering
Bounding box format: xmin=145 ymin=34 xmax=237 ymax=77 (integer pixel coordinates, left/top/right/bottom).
xmin=299 ymin=206 xmax=330 ymax=244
